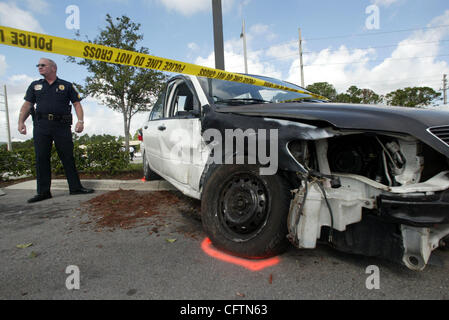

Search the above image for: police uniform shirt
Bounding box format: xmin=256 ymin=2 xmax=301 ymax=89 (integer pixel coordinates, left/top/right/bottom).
xmin=24 ymin=78 xmax=81 ymax=115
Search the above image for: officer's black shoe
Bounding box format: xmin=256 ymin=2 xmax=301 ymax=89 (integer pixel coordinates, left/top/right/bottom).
xmin=70 ymin=188 xmax=94 ymax=195
xmin=28 ymin=193 xmax=52 ymax=203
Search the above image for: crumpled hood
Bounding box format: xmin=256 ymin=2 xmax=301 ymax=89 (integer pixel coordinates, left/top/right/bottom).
xmin=215 ymin=102 xmax=449 ymax=157
xmin=215 ymin=102 xmax=449 ymax=130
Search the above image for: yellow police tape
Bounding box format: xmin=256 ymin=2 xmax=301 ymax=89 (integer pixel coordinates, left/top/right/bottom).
xmin=0 ymin=25 xmax=328 ymax=101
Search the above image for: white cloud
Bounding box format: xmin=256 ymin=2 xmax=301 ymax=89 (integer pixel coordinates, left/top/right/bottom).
xmin=195 ymin=49 xmax=281 ymax=79
xmin=187 ymin=42 xmax=199 ymax=51
xmin=238 ymin=0 xmax=251 ymax=16
xmin=265 ymin=41 xmax=297 ymax=63
xmin=288 ymin=46 xmax=377 ymax=92
xmin=249 ymin=23 xmax=277 ymax=42
xmin=0 ymin=55 xmax=7 ymax=77
xmin=372 ymin=0 xmax=401 ymax=7
xmin=0 ymin=73 xmax=35 ymax=142
xmin=287 ymin=10 xmax=449 ymax=95
xmin=153 ymin=0 xmax=234 ymax=16
xmin=195 ymin=24 xmax=282 ymax=78
xmin=0 ymin=2 xmax=44 ymax=33
xmin=194 ymin=22 xmax=284 ymax=78
xmin=79 ymin=97 xmax=148 ymax=138
xmin=21 ymin=0 xmax=50 ymax=14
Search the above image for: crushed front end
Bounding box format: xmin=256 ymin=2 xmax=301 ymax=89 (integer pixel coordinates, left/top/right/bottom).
xmin=287 ymin=130 xmax=449 ymax=271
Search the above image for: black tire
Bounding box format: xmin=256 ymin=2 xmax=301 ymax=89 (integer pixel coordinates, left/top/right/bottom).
xmin=440 ymin=235 xmax=449 ymax=251
xmin=143 ymin=152 xmax=162 ymax=181
xmin=201 ymin=164 xmax=291 ymax=259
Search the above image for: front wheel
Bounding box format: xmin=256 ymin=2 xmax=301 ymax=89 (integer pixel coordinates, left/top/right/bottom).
xmin=201 ymin=164 xmax=291 ymax=259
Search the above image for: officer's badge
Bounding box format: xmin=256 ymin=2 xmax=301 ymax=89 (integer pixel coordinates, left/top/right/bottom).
xmin=59 ymin=85 xmax=65 ymax=91
xmin=34 ymin=84 xmax=43 ymax=91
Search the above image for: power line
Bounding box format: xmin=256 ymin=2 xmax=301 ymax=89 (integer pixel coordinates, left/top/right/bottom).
xmin=303 ymin=39 xmax=449 ymax=55
xmin=354 ymin=81 xmax=442 ymax=87
xmin=304 ymin=54 xmax=449 ymax=67
xmin=303 ymin=24 xmax=449 ymax=42
xmin=245 ymin=24 xmax=449 ymax=53
xmin=333 ymin=76 xmax=443 ymax=86
xmin=228 ymin=50 xmax=449 ymax=71
xmin=226 ymin=39 xmax=449 ymax=69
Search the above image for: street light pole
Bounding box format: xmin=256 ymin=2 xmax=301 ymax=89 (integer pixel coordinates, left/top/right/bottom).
xmin=241 ymin=19 xmax=248 ymax=74
xmin=0 ymin=85 xmax=12 ymax=151
xmin=298 ymin=28 xmax=305 ymax=87
xmin=212 ymin=0 xmax=225 ymax=70
xmin=444 ymin=74 xmax=447 ymax=105
xmin=4 ymin=85 xmax=12 ymax=152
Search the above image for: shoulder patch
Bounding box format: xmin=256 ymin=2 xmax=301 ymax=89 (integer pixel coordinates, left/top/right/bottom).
xmin=34 ymin=84 xmax=43 ymax=91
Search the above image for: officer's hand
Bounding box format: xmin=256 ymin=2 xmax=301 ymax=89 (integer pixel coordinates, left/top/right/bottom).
xmin=18 ymin=123 xmax=27 ymax=135
xmin=75 ymin=121 xmax=84 ymax=133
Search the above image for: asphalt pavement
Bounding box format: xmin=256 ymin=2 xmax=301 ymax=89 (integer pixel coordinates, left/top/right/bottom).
xmin=0 ymin=179 xmax=448 ymax=301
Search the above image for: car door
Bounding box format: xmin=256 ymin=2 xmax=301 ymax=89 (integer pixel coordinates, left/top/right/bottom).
xmin=142 ymin=86 xmax=168 ymax=174
xmin=157 ymin=78 xmax=204 ymax=190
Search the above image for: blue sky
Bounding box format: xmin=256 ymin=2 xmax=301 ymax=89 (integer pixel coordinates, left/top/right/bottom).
xmin=0 ymin=0 xmax=448 ymax=142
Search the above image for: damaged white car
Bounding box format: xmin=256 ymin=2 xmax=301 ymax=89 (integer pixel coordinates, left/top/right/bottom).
xmin=141 ymin=74 xmax=449 ymax=270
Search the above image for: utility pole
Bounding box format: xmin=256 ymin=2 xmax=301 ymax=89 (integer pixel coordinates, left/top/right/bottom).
xmin=212 ymin=0 xmax=225 ymax=70
xmin=240 ymin=19 xmax=248 ymax=74
xmin=0 ymin=85 xmax=12 ymax=151
xmin=298 ymin=28 xmax=305 ymax=87
xmin=444 ymin=74 xmax=447 ymax=105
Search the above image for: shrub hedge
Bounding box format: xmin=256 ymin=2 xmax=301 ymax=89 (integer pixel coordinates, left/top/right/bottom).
xmin=0 ymin=135 xmax=130 ymax=181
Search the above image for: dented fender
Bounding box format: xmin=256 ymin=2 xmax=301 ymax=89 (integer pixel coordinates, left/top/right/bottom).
xmin=200 ymin=105 xmax=335 ymax=174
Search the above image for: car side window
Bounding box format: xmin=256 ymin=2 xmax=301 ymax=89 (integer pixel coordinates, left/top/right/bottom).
xmin=149 ymin=92 xmax=165 ymax=121
xmin=168 ymin=81 xmax=199 ymax=118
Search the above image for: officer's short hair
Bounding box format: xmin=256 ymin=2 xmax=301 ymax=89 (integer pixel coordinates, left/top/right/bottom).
xmin=41 ymin=58 xmax=57 ymax=71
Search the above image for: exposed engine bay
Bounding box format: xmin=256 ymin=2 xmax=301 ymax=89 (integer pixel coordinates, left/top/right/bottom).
xmin=287 ymin=132 xmax=449 ymax=270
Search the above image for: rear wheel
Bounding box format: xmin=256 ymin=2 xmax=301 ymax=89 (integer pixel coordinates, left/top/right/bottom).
xmin=143 ymin=152 xmax=162 ymax=181
xmin=201 ymin=164 xmax=291 ymax=258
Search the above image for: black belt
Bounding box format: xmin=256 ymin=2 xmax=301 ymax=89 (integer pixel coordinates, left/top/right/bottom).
xmin=36 ymin=113 xmax=72 ymax=123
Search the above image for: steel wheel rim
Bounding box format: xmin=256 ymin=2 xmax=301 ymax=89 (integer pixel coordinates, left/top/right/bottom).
xmin=217 ymin=172 xmax=270 ymax=241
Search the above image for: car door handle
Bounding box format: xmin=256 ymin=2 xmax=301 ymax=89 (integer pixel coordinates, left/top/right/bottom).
xmin=158 ymin=125 xmax=166 ymax=131
xmin=144 ymin=126 xmax=148 ymax=129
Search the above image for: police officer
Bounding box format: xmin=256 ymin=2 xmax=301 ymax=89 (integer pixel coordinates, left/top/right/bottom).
xmin=18 ymin=58 xmax=94 ymax=203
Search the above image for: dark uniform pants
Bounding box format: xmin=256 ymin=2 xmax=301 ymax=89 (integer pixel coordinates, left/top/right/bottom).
xmin=33 ymin=119 xmax=82 ymax=194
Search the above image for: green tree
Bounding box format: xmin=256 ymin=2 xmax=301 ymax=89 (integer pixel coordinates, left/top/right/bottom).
xmin=359 ymin=88 xmax=383 ymax=104
xmin=68 ymin=14 xmax=166 ymax=150
xmin=306 ymin=82 xmax=337 ymax=101
xmin=385 ymin=87 xmax=441 ymax=107
xmin=335 ymin=93 xmax=351 ymax=103
xmin=335 ymin=85 xmax=383 ymax=104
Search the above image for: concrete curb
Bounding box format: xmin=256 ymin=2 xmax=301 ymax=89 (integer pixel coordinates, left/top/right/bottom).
xmin=5 ymin=179 xmax=176 ymax=192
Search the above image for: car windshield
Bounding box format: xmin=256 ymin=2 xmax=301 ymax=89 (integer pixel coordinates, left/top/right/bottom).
xmin=197 ymin=74 xmax=324 ymax=106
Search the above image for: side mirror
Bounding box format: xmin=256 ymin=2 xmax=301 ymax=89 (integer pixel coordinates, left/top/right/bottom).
xmin=190 ymin=110 xmax=200 ymax=117
xmin=175 ymin=109 xmax=201 ymax=118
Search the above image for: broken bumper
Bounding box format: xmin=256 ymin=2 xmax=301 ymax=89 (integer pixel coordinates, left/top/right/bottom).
xmin=378 ymin=190 xmax=449 ymax=226
xmin=288 ymin=172 xmax=449 ymax=271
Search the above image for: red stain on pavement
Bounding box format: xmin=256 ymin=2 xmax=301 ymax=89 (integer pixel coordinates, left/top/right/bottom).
xmin=201 ymin=238 xmax=280 ymax=271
